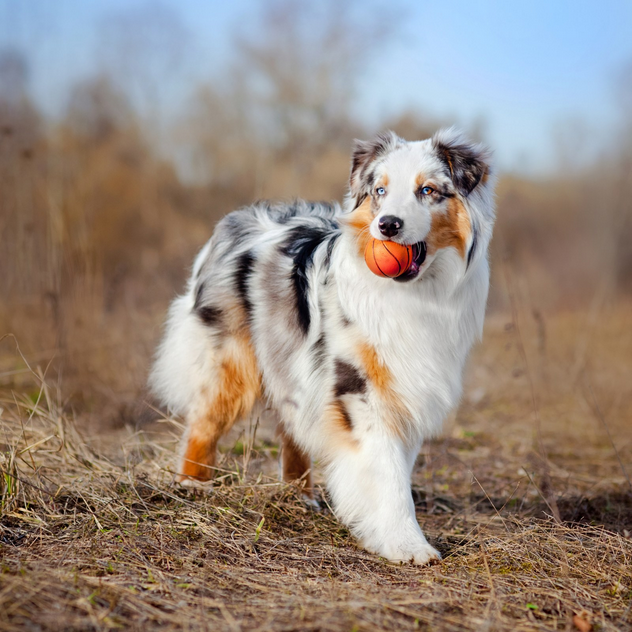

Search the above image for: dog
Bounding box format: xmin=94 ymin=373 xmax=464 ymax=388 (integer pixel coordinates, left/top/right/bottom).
xmin=150 ymin=128 xmax=495 ymax=565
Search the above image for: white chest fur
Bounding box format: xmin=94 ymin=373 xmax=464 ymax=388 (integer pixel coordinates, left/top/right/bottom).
xmin=331 ymin=237 xmax=489 ymax=436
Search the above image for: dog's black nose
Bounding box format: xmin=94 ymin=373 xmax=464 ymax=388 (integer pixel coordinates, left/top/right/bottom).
xmin=378 ymin=215 xmax=403 ymax=238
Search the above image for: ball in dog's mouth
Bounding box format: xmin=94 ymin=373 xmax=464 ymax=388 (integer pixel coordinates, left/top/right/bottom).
xmin=394 ymin=241 xmax=427 ymax=282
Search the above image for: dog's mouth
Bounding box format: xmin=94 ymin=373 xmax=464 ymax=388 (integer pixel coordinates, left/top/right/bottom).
xmin=394 ymin=241 xmax=427 ymax=283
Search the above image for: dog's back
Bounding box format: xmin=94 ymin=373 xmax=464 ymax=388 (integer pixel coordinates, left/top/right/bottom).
xmin=149 ymin=199 xmax=341 ymax=422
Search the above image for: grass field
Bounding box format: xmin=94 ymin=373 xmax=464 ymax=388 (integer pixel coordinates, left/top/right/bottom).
xmin=1 ymin=299 xmax=631 ymax=631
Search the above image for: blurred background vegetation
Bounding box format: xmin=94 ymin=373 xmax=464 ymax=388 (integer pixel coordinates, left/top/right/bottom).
xmin=1 ymin=0 xmax=631 ymax=423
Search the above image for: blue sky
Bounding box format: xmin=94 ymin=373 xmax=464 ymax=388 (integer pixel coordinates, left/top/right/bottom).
xmin=1 ymin=0 xmax=631 ymax=174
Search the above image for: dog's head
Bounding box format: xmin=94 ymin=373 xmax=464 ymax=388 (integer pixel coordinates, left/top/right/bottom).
xmin=346 ymin=128 xmax=494 ymax=282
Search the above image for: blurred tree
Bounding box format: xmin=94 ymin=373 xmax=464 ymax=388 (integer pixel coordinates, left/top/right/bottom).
xmin=0 ymin=47 xmax=28 ymax=103
xmin=552 ymin=116 xmax=593 ymax=174
xmin=66 ymin=75 xmax=135 ymax=144
xmin=0 ymin=48 xmax=41 ymax=146
xmin=612 ymin=59 xmax=632 ymax=295
xmin=97 ymin=1 xmax=191 ymax=137
xmin=185 ymin=0 xmax=405 ymax=199
xmin=236 ymin=0 xmax=385 ymax=154
xmin=0 ymin=49 xmax=44 ymax=299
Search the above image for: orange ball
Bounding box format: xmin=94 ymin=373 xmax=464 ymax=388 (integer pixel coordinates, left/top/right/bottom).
xmin=364 ymin=238 xmax=413 ymax=278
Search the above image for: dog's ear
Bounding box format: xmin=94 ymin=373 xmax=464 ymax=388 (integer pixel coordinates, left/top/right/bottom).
xmin=432 ymin=129 xmax=491 ymax=197
xmin=349 ymin=131 xmax=403 ymax=205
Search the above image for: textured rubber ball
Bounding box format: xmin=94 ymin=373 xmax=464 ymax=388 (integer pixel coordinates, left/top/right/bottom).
xmin=364 ymin=238 xmax=413 ymax=278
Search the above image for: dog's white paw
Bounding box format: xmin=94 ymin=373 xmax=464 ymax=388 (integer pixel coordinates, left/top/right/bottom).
xmin=175 ymin=476 xmax=214 ymax=490
xmin=366 ymin=539 xmax=441 ymax=566
xmin=408 ymin=543 xmax=442 ymax=566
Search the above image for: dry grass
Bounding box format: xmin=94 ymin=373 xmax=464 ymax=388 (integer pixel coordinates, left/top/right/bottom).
xmin=1 ymin=299 xmax=632 ymax=632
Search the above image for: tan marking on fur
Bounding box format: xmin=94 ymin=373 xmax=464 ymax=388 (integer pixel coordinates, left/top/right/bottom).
xmin=427 ymin=197 xmax=471 ymax=259
xmin=334 ymin=399 xmax=354 ymax=431
xmin=177 ymin=332 xmax=262 ymax=482
xmin=179 ymin=434 xmax=216 ymax=480
xmin=441 ymin=147 xmax=454 ymax=177
xmin=415 ymin=173 xmax=427 ymax=189
xmin=343 ymin=196 xmax=374 ymax=257
xmin=378 ymin=173 xmax=389 ymax=189
xmin=358 ymin=342 xmax=392 ymax=392
xmin=323 ymin=400 xmax=359 ymax=452
xmin=481 ymin=167 xmax=489 ymax=185
xmin=358 ymin=342 xmax=409 ymax=439
xmin=212 ymin=336 xmax=261 ymax=421
xmin=279 ymin=426 xmax=313 ymax=496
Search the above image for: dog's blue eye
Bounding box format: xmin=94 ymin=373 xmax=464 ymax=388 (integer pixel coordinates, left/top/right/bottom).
xmin=376 ymin=187 xmax=386 ymax=196
xmin=421 ymin=186 xmax=434 ymax=196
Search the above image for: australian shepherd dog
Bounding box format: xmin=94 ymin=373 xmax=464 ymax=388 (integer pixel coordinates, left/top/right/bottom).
xmin=150 ymin=129 xmax=495 ymax=565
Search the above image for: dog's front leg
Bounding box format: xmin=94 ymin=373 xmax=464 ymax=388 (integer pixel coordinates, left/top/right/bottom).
xmin=325 ymin=432 xmax=440 ymax=565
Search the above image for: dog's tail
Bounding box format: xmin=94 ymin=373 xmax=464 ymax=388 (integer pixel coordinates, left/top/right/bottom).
xmin=148 ymin=287 xmax=219 ymax=418
xmin=149 ymin=293 xmax=207 ymax=416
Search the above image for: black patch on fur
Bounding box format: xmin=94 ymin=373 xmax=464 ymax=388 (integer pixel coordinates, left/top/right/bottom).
xmin=235 ymin=250 xmax=256 ymax=321
xmin=350 ymin=131 xmax=402 ymax=202
xmin=197 ymin=305 xmax=222 ymax=326
xmin=351 ymin=132 xmax=398 ymax=175
xmin=334 ymin=359 xmax=366 ymax=398
xmin=193 ymin=283 xmax=223 ymax=326
xmin=281 ymin=224 xmax=332 ymax=335
xmin=433 ymin=138 xmax=487 ymax=197
xmin=467 ymin=226 xmax=477 ymax=269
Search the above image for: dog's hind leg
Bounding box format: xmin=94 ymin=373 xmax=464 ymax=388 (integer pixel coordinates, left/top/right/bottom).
xmin=178 ymin=333 xmax=261 ymax=483
xmin=278 ymin=424 xmax=313 ymax=497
